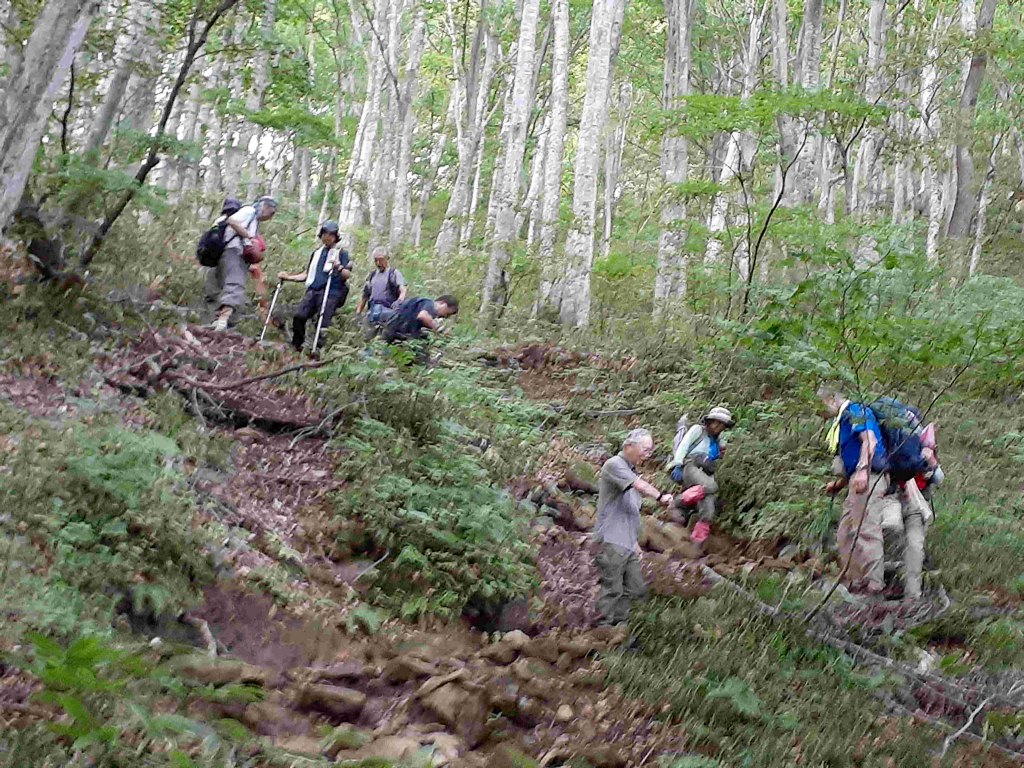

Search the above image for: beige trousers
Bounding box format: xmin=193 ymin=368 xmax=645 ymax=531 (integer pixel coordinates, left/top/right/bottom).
xmin=837 ymin=472 xmax=888 ymax=591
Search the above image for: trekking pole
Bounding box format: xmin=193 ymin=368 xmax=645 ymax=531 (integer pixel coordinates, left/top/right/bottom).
xmin=259 ymin=280 xmax=284 ymax=343
xmin=311 ymin=271 xmax=333 ymax=354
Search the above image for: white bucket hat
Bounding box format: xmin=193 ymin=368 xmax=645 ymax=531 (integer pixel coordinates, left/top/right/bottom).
xmin=701 ymin=406 xmax=735 ymax=428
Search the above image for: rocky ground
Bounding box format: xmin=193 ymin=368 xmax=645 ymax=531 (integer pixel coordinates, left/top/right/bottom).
xmin=4 ymin=327 xmax=1024 ymax=765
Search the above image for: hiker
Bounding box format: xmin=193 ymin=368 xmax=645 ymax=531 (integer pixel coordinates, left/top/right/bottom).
xmin=666 ymin=406 xmax=735 ymax=553
xmin=592 ymin=429 xmax=675 ymax=627
xmin=355 ymin=246 xmax=407 ymax=331
xmin=893 ymin=418 xmax=945 ymax=601
xmin=819 ymin=384 xmax=889 ymax=596
xmin=276 ymin=221 xmax=351 ymax=352
xmin=381 ymin=295 xmax=458 ymax=362
xmin=205 ymin=196 xmax=278 ymax=331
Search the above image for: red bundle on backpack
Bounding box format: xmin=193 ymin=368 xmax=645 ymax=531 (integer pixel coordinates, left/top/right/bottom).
xmin=243 ymin=234 xmax=266 ymax=264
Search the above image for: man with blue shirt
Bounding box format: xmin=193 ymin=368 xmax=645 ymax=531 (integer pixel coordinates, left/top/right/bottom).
xmin=278 ymin=221 xmax=351 ymax=352
xmin=819 ymin=384 xmax=889 ymax=595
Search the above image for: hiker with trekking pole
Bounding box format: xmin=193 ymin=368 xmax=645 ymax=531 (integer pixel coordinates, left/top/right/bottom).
xmin=272 ymin=220 xmax=351 ymax=354
xmin=199 ymin=196 xmax=277 ymax=332
xmin=665 ymin=406 xmax=735 ymax=554
xmin=819 ymin=384 xmax=890 ymax=597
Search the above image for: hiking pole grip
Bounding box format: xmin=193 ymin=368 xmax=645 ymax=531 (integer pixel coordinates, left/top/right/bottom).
xmin=259 ymin=280 xmax=284 ymax=343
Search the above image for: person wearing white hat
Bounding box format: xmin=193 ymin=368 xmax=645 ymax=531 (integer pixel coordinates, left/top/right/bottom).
xmin=666 ymin=406 xmax=735 ymax=552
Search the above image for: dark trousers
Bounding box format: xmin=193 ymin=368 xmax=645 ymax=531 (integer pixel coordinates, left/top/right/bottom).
xmin=293 ymin=286 xmax=347 ymax=350
xmin=593 ymin=541 xmax=646 ymax=625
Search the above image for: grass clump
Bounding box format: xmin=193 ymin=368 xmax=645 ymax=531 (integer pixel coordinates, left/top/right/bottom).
xmin=605 ymin=590 xmax=941 ymax=767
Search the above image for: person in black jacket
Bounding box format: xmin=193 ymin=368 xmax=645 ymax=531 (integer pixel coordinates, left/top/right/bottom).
xmin=277 ymin=221 xmax=350 ymax=351
xmin=381 ymin=295 xmax=458 ymax=363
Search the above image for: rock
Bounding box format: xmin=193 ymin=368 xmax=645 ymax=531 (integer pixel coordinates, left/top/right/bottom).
xmin=511 ymin=657 xmax=557 ymax=681
xmin=778 ymin=543 xmax=802 ymax=561
xmin=502 ymin=630 xmax=531 ymax=650
xmin=574 ymin=504 xmax=596 ymax=531
xmin=241 ymin=700 xmax=308 ymax=738
xmin=577 ymin=744 xmax=629 ymax=767
xmin=174 ymin=657 xmax=275 ymax=687
xmin=354 ymin=735 xmax=423 ymax=761
xmin=674 ymin=540 xmax=703 ymax=559
xmin=312 ymin=659 xmax=374 ymax=684
xmin=422 ymin=683 xmax=490 ymax=748
xmin=523 ymin=638 xmax=561 ymax=664
xmin=480 ymin=640 xmax=520 ymax=665
xmin=417 ymin=669 xmax=470 ymax=698
xmin=322 ymin=724 xmax=374 ymax=759
xmin=487 ymin=676 xmax=543 ymax=727
xmin=555 ymin=704 xmax=574 ymax=722
xmin=465 ymin=595 xmax=531 ymax=634
xmin=426 ymin=732 xmax=466 ymax=763
xmin=275 ymin=735 xmax=323 ymax=757
xmin=295 ymin=683 xmax=366 ymax=721
xmin=490 ymin=744 xmax=541 ymax=767
xmin=383 ymin=655 xmax=438 ymax=683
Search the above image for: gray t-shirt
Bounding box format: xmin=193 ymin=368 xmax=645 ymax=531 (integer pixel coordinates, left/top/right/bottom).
xmin=593 ymin=454 xmax=641 ymax=552
xmin=367 ymin=267 xmax=405 ymax=306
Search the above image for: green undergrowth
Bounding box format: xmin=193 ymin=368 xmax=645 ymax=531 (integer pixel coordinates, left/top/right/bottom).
xmin=0 ymin=405 xmax=214 ymax=642
xmin=308 ymin=349 xmax=550 ymax=620
xmin=606 ymin=590 xmax=943 ymax=767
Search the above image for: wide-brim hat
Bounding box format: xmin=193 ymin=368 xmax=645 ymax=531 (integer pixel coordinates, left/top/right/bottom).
xmin=701 ymin=406 xmax=735 ymax=428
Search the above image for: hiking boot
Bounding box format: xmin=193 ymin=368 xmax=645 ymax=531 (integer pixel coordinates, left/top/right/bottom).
xmin=211 ymin=306 xmax=232 ymax=331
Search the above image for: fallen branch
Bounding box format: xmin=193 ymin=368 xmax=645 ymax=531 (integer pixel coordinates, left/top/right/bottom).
xmin=166 ymin=356 xmax=340 ymax=391
xmin=941 ymin=694 xmax=994 ymax=757
xmin=701 ymin=564 xmax=779 ymax=616
xmin=580 ymin=407 xmax=645 ymax=417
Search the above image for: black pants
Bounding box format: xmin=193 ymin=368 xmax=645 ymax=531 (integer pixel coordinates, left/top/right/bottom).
xmin=293 ymin=286 xmax=347 ymax=350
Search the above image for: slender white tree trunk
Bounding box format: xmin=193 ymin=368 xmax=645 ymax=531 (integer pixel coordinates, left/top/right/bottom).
xmin=389 ymin=8 xmax=427 ymax=250
xmin=851 ymin=0 xmax=885 ymax=214
xmin=522 ymin=112 xmax=551 ymax=243
xmin=600 ymin=80 xmax=630 ymax=260
xmin=947 ymin=0 xmax=998 ymax=238
xmin=654 ymin=0 xmax=692 ymax=317
xmin=534 ymin=0 xmax=570 ymax=318
xmin=919 ymin=10 xmax=943 ymax=266
xmin=481 ymin=0 xmax=542 ymax=318
xmin=411 ymin=98 xmax=455 ymax=246
xmin=559 ymin=0 xmax=626 ymax=327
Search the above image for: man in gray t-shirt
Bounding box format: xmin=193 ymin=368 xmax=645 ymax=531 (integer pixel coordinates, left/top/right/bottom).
xmin=592 ymin=429 xmax=674 ymax=627
xmin=355 ymin=246 xmax=407 ymax=328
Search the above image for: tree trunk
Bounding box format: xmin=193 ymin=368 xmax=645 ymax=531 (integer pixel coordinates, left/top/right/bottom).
xmin=559 ymin=0 xmax=626 ymax=327
xmin=851 ymin=0 xmax=885 ymax=215
xmin=918 ymin=8 xmax=943 ymax=266
xmin=968 ymin=132 xmax=1001 ymax=277
xmin=654 ymin=0 xmax=693 ymax=317
xmin=434 ymin=6 xmax=498 ymax=259
xmin=481 ymin=0 xmax=542 ymax=319
xmin=0 ymin=0 xmax=100 ymax=234
xmin=389 ymin=8 xmax=427 ymax=250
xmin=533 ymin=0 xmax=570 ymax=319
xmin=947 ymin=0 xmax=998 ymax=238
xmin=412 ymin=98 xmax=455 ymax=246
xmin=600 ymin=80 xmax=630 ymax=260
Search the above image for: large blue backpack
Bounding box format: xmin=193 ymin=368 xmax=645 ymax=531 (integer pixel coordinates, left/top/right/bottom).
xmin=868 ymin=397 xmax=930 ymax=482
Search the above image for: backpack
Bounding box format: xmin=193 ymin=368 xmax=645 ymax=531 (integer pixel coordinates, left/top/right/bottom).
xmin=363 ymin=267 xmax=401 ymax=305
xmin=869 ymin=396 xmax=931 ymax=482
xmin=196 ymin=197 xmax=243 ymax=267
